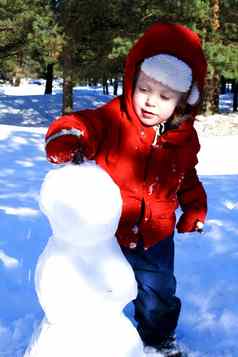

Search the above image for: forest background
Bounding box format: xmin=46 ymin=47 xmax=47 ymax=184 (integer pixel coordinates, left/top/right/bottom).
xmin=0 ymin=0 xmax=238 ymax=114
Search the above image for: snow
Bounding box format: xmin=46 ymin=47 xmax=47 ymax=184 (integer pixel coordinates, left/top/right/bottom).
xmin=0 ymin=82 xmax=238 ymax=356
xmin=197 ymin=135 xmax=238 ymax=175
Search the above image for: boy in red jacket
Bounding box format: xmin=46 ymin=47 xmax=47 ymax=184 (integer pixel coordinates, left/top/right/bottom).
xmin=45 ymin=23 xmax=207 ymax=356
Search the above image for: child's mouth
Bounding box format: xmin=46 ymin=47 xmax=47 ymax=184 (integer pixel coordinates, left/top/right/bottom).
xmin=142 ymin=109 xmax=158 ymax=118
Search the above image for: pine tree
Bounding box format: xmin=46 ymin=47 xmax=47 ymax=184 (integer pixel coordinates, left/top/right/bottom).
xmin=0 ymin=0 xmax=63 ymax=87
xmin=200 ymin=0 xmax=238 ymax=114
xmin=0 ymin=0 xmax=35 ymax=83
xmin=57 ymin=0 xmax=127 ymax=112
xmin=220 ymin=0 xmax=238 ymax=112
xmin=27 ymin=4 xmax=64 ymax=94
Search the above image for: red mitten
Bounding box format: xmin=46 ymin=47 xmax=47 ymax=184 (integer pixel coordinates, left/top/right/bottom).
xmin=176 ymin=213 xmax=196 ymax=233
xmin=176 ymin=213 xmax=204 ymax=233
xmin=46 ymin=135 xmax=81 ymax=164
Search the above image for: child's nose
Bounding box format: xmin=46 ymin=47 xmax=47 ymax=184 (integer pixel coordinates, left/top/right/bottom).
xmin=146 ymin=94 xmax=157 ymax=106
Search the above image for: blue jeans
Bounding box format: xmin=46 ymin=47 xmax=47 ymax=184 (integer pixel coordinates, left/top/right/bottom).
xmin=121 ymin=234 xmax=181 ymax=347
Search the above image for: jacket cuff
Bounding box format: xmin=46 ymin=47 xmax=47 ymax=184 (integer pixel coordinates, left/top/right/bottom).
xmin=176 ymin=211 xmax=206 ymax=233
xmin=45 ymin=128 xmax=83 ymax=146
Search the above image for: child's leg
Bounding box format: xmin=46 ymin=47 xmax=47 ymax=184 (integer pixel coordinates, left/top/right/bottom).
xmin=121 ymin=234 xmax=181 ymax=347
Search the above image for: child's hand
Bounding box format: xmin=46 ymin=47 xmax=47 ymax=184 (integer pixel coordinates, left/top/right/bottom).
xmin=46 ymin=135 xmax=81 ymax=164
xmin=72 ymin=150 xmax=85 ymax=165
xmin=195 ymin=221 xmax=204 ymax=233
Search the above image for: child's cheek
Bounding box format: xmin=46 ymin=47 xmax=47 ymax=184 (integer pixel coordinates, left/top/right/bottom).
xmin=163 ymin=101 xmax=177 ymax=120
xmin=133 ymin=92 xmax=143 ymax=113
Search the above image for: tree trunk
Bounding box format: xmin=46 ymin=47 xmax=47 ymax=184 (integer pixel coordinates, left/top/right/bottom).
xmin=102 ymin=76 xmax=109 ymax=95
xmin=220 ymin=75 xmax=226 ymax=95
xmin=113 ymin=77 xmax=119 ymax=96
xmin=62 ymin=47 xmax=73 ymax=114
xmin=203 ymin=0 xmax=221 ymax=114
xmin=44 ymin=63 xmax=54 ymax=95
xmin=203 ymin=70 xmax=220 ymax=114
xmin=13 ymin=75 xmax=21 ymax=87
xmin=233 ymin=80 xmax=238 ymax=112
xmin=211 ymin=0 xmax=220 ymax=31
xmin=13 ymin=52 xmax=23 ymax=87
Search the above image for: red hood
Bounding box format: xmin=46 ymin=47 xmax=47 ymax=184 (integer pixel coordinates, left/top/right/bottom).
xmin=122 ymin=22 xmax=207 ymax=133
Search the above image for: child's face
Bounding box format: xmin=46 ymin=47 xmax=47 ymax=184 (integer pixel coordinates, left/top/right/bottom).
xmin=133 ymin=70 xmax=183 ymax=126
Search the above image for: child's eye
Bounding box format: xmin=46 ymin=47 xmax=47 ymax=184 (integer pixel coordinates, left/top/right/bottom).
xmin=160 ymin=94 xmax=170 ymax=100
xmin=139 ymin=87 xmax=149 ymax=92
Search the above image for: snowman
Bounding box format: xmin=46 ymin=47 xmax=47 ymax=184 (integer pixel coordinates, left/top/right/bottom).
xmin=24 ymin=161 xmax=145 ymax=357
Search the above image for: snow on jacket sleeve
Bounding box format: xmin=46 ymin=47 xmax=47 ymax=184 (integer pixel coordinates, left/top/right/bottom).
xmin=176 ymin=167 xmax=207 ymax=233
xmin=45 ymin=110 xmax=104 ymax=164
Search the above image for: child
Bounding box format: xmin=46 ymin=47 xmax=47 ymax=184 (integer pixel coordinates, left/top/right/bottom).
xmin=45 ymin=22 xmax=207 ymax=356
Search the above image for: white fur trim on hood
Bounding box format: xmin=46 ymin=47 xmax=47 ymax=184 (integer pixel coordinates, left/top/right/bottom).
xmin=141 ymin=54 xmax=201 ymax=105
xmin=141 ymin=54 xmax=192 ymax=92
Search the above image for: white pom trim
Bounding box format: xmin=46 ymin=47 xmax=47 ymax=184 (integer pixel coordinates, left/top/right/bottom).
xmin=187 ymin=83 xmax=200 ymax=105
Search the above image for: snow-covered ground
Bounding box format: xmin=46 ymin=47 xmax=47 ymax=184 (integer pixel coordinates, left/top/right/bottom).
xmin=0 ymin=83 xmax=238 ymax=356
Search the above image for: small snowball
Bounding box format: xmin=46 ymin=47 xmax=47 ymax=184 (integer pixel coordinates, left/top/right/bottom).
xmin=40 ymin=162 xmax=122 ymax=246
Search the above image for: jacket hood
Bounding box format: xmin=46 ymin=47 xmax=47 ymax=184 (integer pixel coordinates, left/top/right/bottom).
xmin=122 ymin=22 xmax=207 ymax=129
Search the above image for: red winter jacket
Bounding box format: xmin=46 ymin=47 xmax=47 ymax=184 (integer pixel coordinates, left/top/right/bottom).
xmin=45 ymin=23 xmax=207 ymax=249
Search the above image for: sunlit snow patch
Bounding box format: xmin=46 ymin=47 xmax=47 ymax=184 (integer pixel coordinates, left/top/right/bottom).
xmin=0 ymin=206 xmax=39 ymax=217
xmin=0 ymin=250 xmax=19 ymax=268
xmin=224 ymin=200 xmax=238 ymax=210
